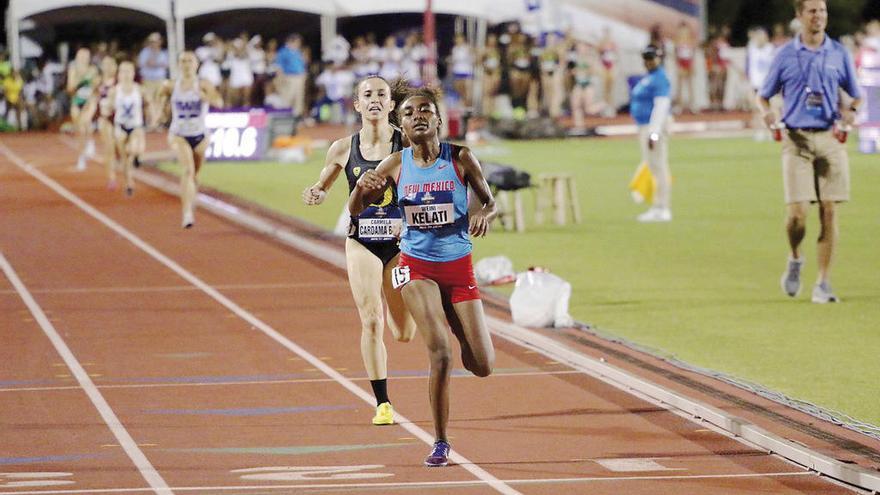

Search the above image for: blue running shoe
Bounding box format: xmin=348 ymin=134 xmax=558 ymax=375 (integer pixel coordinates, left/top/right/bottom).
xmin=424 ymin=440 xmax=450 ymax=467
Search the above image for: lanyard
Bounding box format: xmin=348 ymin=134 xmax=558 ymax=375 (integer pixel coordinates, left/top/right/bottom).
xmin=795 ymin=44 xmax=827 ymax=93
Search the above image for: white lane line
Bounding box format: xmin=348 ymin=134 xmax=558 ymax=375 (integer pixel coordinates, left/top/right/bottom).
xmin=0 ymin=370 xmax=582 ymax=394
xmin=2 ymin=137 xmax=521 ymax=495
xmin=0 ymin=472 xmax=814 ymax=495
xmin=0 ymin=254 xmax=172 ymax=495
xmin=0 ymin=282 xmax=348 ymax=296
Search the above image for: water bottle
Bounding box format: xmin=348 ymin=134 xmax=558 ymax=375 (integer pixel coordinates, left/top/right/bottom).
xmin=833 ymin=122 xmax=851 ymax=144
xmin=770 ymin=122 xmax=785 ymax=142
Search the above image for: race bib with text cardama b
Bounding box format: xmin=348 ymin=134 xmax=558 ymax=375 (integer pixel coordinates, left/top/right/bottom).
xmin=358 ymin=218 xmax=402 ymax=242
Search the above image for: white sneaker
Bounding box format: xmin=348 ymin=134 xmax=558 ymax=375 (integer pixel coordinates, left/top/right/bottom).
xmin=780 ymin=257 xmax=804 ymax=297
xmin=76 ymin=156 xmax=86 ymax=171
xmin=637 ymin=207 xmax=672 ymax=222
xmin=182 ymin=210 xmax=194 ymax=229
xmin=811 ymin=282 xmax=840 ymax=304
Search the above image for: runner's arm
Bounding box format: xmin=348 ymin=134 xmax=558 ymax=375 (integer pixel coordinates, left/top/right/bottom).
xmin=303 ymin=138 xmax=348 ymax=205
xmin=456 ymin=146 xmax=496 ymax=237
xmin=348 ymin=152 xmax=401 ymax=217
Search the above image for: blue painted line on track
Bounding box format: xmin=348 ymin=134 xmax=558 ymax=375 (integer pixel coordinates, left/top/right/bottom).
xmin=0 ymin=453 xmax=104 ymax=465
xmin=145 ymin=405 xmax=359 ymax=416
xmin=107 ymin=373 xmax=314 ymax=384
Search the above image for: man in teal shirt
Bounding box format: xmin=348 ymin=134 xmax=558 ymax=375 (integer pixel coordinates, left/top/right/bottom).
xmin=630 ymin=45 xmax=672 ymax=222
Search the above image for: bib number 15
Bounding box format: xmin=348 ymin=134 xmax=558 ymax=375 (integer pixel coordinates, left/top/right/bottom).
xmin=391 ymin=266 xmax=411 ymax=289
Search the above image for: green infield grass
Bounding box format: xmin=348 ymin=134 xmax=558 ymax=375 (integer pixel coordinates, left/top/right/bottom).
xmin=159 ymin=135 xmax=880 ymax=427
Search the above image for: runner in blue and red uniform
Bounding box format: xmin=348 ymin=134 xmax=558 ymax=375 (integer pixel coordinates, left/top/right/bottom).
xmin=349 ymin=87 xmax=498 ymax=468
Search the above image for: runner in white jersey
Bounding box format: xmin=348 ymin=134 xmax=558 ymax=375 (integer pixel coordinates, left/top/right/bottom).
xmin=109 ymin=61 xmax=146 ymax=196
xmin=155 ymin=51 xmax=223 ymax=228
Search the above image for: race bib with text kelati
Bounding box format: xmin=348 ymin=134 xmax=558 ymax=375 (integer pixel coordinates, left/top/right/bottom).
xmin=403 ymin=191 xmax=455 ymax=229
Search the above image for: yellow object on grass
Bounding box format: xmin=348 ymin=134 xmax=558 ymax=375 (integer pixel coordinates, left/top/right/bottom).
xmin=628 ymin=162 xmax=655 ymax=204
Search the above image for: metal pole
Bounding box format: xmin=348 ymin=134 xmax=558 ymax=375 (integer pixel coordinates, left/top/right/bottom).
xmin=699 ymin=0 xmax=708 ymax=42
xmin=6 ymin=4 xmax=21 ymax=70
xmin=423 ymin=0 xmax=438 ymax=86
xmin=321 ymin=15 xmax=337 ymax=63
xmin=167 ymin=0 xmax=178 ymax=78
xmin=472 ymin=18 xmax=488 ymax=115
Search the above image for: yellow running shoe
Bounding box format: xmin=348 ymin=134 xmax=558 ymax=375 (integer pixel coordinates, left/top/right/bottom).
xmin=372 ymin=402 xmax=394 ymax=425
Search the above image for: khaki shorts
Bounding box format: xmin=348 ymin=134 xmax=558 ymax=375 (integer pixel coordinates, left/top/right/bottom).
xmin=782 ymin=129 xmax=850 ymax=204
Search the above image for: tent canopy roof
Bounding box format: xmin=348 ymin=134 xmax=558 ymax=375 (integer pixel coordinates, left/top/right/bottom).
xmin=8 ymin=0 xmax=527 ymax=24
xmin=9 ymin=0 xmax=171 ymax=22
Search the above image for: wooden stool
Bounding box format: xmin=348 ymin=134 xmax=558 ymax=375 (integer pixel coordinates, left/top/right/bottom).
xmin=535 ymin=174 xmax=581 ymax=225
xmin=493 ymin=189 xmax=527 ymax=233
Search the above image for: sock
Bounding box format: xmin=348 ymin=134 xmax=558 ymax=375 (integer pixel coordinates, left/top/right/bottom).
xmin=370 ymin=379 xmax=389 ymax=406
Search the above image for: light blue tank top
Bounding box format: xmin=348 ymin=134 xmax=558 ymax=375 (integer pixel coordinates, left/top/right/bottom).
xmin=397 ymin=142 xmax=471 ymax=262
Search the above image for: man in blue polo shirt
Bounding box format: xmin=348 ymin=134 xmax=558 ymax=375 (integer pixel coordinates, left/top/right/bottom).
xmin=757 ymin=0 xmax=862 ymax=303
xmin=631 ymin=44 xmax=673 ymax=222
xmin=275 ymin=34 xmax=308 ymax=118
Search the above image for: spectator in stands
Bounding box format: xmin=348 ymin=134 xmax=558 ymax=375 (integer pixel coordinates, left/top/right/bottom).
xmin=771 ymin=23 xmax=792 ymax=50
xmin=196 ymin=33 xmax=223 ymax=94
xmin=248 ymin=35 xmax=269 ymax=106
xmin=3 ymin=69 xmax=26 ymax=130
xmin=401 ymin=33 xmax=427 ymax=87
xmin=539 ymin=32 xmax=565 ymax=119
xmin=378 ymin=35 xmax=404 ymax=82
xmin=314 ymin=62 xmax=355 ymax=124
xmin=265 ymin=38 xmax=279 ymax=71
xmin=673 ymin=21 xmax=697 ymax=113
xmin=226 ymin=37 xmax=254 ymax=108
xmin=506 ymin=32 xmax=532 ymax=112
xmin=597 ymin=26 xmax=618 ymax=115
xmin=276 ymin=34 xmax=308 ymax=117
xmin=325 ymin=34 xmax=351 ymax=67
xmin=568 ymin=41 xmax=604 ymax=133
xmin=631 ymin=45 xmax=672 ymax=223
xmin=91 ymin=41 xmax=110 ymax=67
xmin=649 ymin=23 xmax=671 ymax=64
xmin=480 ymin=33 xmax=502 ymax=116
xmin=746 ymin=27 xmax=776 ymax=140
xmin=137 ymin=32 xmax=169 ymax=125
xmin=351 ymin=36 xmax=375 ymax=80
xmin=449 ymin=34 xmax=475 ymax=108
xmin=706 ymin=26 xmax=732 ymax=111
xmin=23 ymin=68 xmax=44 ymax=129
xmin=0 ymin=51 xmax=12 ymax=81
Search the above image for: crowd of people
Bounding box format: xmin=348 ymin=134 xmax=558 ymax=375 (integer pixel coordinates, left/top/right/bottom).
xmin=0 ymin=17 xmax=878 ymax=134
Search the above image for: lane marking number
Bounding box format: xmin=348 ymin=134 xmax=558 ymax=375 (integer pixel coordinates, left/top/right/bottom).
xmin=0 ymin=472 xmax=74 ymax=487
xmin=231 ymin=465 xmax=392 ymax=481
xmin=595 ymin=459 xmax=685 ymax=472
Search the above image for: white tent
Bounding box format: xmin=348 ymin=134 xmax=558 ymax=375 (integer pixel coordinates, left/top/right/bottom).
xmin=6 ymin=0 xmax=176 ymax=70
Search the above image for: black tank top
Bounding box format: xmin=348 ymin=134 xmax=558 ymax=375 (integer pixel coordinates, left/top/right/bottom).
xmin=345 ymin=128 xmax=403 ymax=195
xmin=345 ymin=128 xmax=404 ymax=242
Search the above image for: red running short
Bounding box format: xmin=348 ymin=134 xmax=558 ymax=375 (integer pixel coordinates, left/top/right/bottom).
xmin=395 ymin=253 xmax=480 ymax=304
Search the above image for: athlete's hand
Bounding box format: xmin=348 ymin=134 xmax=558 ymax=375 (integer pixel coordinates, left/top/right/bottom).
xmin=302 ymin=186 xmax=326 ymax=205
xmin=469 ymin=208 xmax=491 ymax=237
xmin=357 ymin=169 xmax=386 ymax=191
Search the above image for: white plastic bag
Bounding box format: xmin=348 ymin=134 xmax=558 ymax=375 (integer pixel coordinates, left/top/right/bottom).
xmin=509 ymin=270 xmax=574 ymax=328
xmin=474 ymin=255 xmax=516 ymax=285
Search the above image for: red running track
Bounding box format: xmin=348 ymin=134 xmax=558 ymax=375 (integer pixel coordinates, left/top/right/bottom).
xmin=0 ymin=133 xmax=857 ymax=494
